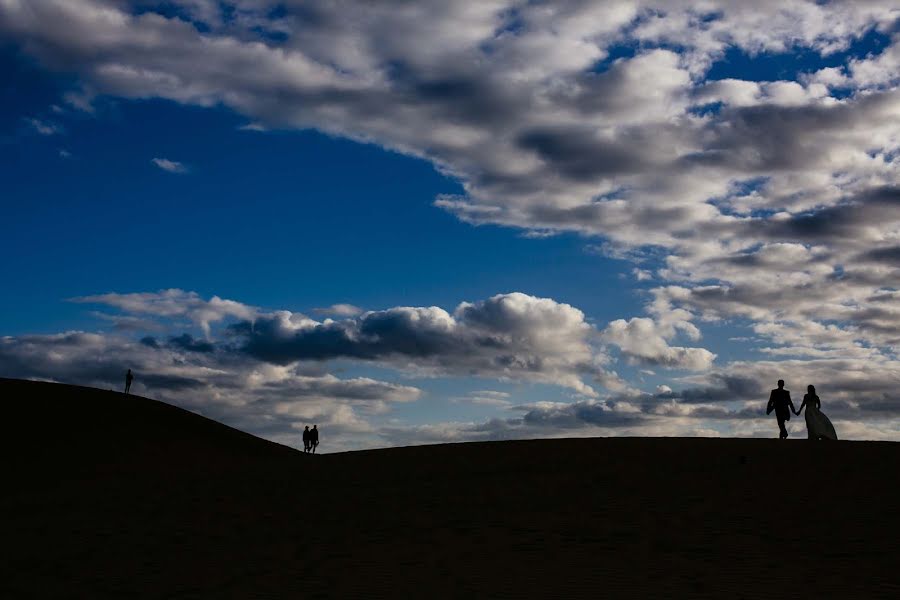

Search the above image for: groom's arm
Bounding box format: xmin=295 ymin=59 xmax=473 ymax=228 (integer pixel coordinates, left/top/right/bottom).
xmin=787 ymin=392 xmax=800 ymax=415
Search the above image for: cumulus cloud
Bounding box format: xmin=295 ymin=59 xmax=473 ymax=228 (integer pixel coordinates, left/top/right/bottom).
xmin=72 ymin=289 xmax=257 ymax=337
xmin=151 ymin=158 xmax=188 ymax=173
xmin=72 ymin=289 xmax=620 ymax=398
xmin=312 ymin=304 xmax=363 ymax=317
xmin=236 ymin=292 xmax=605 ymax=396
xmin=27 ymin=117 xmax=60 ymax=135
xmin=602 ymin=317 xmax=716 ymax=370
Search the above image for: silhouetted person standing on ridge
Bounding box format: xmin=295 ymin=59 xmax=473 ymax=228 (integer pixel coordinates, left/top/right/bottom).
xmin=766 ymin=379 xmax=796 ymax=439
xmin=124 ymin=369 xmax=134 ymax=395
xmin=302 ymin=425 xmax=311 ymax=453
xmin=310 ymin=425 xmax=319 ymax=453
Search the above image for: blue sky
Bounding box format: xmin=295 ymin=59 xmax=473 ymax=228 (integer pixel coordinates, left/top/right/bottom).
xmin=2 ymin=1 xmax=900 ymax=450
xmin=2 ymin=50 xmax=636 ymax=333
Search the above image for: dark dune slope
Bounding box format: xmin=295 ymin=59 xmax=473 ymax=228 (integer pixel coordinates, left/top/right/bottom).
xmin=2 ymin=378 xmax=899 ymax=598
xmin=1 ymin=378 xmax=298 ymax=477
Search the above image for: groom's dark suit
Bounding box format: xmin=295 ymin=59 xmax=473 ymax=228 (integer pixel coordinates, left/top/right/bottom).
xmin=767 ymin=388 xmax=796 ymax=439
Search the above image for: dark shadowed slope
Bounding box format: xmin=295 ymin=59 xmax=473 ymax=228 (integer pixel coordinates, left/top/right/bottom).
xmin=0 ymin=378 xmax=300 ymax=477
xmin=2 ymin=378 xmax=899 ymax=598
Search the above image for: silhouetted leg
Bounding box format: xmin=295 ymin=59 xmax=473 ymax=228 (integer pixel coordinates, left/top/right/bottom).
xmin=778 ymin=417 xmax=788 ymax=439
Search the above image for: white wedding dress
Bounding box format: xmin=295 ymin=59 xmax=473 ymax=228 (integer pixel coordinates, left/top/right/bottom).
xmin=805 ymin=403 xmax=838 ymax=440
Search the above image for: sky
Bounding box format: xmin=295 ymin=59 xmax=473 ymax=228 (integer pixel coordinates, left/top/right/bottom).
xmin=2 ymin=0 xmax=900 ymax=451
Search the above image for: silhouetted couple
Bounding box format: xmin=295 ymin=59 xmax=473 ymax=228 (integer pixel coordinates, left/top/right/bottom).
xmin=302 ymin=425 xmax=319 ymax=453
xmin=767 ymin=380 xmax=838 ymax=440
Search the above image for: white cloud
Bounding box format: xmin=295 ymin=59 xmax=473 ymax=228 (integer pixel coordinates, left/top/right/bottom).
xmin=238 ymin=122 xmax=267 ymax=132
xmin=239 ymin=292 xmax=607 ymax=396
xmin=27 ymin=117 xmax=59 ymax=135
xmin=602 ymin=317 xmax=716 ymax=371
xmin=312 ymin=303 xmax=363 ymax=317
xmin=452 ymin=390 xmax=512 ymax=407
xmin=71 ymin=290 xmax=617 ymax=398
xmin=73 ymin=289 xmax=257 ymax=337
xmin=151 ymin=158 xmax=188 ymax=174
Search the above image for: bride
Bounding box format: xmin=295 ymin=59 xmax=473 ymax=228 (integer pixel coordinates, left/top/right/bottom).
xmin=795 ymin=385 xmax=838 ymax=440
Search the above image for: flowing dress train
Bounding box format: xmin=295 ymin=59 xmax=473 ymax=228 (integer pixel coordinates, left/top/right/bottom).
xmin=805 ymin=404 xmax=838 ymax=440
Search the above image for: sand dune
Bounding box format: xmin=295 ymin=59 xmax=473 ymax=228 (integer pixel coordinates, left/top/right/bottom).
xmin=2 ymin=378 xmax=899 ymax=598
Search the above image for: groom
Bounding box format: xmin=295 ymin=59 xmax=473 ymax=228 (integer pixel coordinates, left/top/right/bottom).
xmin=767 ymin=379 xmax=797 ymax=439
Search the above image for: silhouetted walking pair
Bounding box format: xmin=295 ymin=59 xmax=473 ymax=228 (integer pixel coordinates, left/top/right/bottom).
xmin=302 ymin=425 xmax=319 ymax=453
xmin=124 ymin=369 xmax=134 ymax=395
xmin=766 ymin=380 xmax=837 ymax=440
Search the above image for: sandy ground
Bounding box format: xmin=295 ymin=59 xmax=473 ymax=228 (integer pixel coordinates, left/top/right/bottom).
xmin=2 ymin=378 xmax=899 ymax=598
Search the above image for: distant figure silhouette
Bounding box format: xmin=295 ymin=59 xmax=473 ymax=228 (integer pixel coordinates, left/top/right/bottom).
xmin=766 ymin=379 xmax=796 ymax=439
xmin=795 ymin=385 xmax=838 ymax=440
xmin=310 ymin=425 xmax=319 ymax=454
xmin=302 ymin=425 xmax=311 ymax=453
xmin=124 ymin=369 xmax=134 ymax=395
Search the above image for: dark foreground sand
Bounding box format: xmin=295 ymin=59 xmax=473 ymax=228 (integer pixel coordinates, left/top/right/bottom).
xmin=2 ymin=378 xmax=899 ymax=598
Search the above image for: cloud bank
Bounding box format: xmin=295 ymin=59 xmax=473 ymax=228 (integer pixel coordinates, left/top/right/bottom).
xmin=237 ymin=292 xmax=605 ymax=396
xmin=4 ymin=287 xmax=900 ymax=449
xmin=1 ymin=289 xmax=720 ymax=449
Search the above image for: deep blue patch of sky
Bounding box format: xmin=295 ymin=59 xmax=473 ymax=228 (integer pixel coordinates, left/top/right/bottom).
xmin=590 ymin=21 xmax=894 ymax=85
xmin=0 ymin=46 xmax=636 ymax=335
xmin=706 ymin=25 xmax=894 ymax=83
